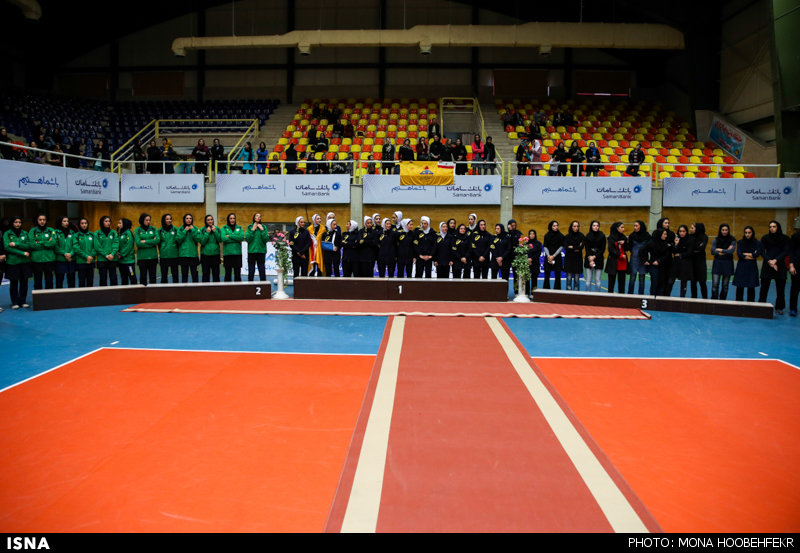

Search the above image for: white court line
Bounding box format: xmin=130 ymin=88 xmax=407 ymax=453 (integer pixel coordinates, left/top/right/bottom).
xmin=487 ymin=317 xmax=649 ymax=533
xmin=341 ymin=315 xmax=406 ymax=533
xmin=0 ymin=348 xmax=105 ymax=394
xmin=533 ymin=356 xmax=800 ymax=370
xmin=102 ymin=346 xmax=375 ymax=356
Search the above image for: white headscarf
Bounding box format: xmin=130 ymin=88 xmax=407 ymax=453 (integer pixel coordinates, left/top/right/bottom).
xmin=363 ymin=215 xmax=373 ymax=228
xmin=295 ymin=216 xmax=304 ymax=228
xmin=349 ymin=220 xmax=358 ymax=232
xmin=382 ymin=218 xmax=391 ymax=229
xmin=439 ymin=222 xmax=448 ymax=238
xmin=326 ymin=218 xmax=335 ymax=231
xmin=372 ymin=213 xmax=380 ymax=224
xmin=468 ymin=213 xmax=477 ymax=231
xmin=312 ymin=213 xmax=321 ymax=227
xmin=394 ymin=210 xmax=403 ymax=228
xmin=420 ymin=216 xmax=431 ymax=234
xmin=400 ymin=218 xmax=411 ymax=232
xmin=326 ymin=211 xmax=335 ymax=222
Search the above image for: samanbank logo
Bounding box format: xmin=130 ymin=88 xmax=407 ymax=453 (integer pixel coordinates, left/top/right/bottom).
xmin=484 ymin=184 xmax=492 ymax=192
xmin=784 ymin=186 xmax=792 ymax=195
xmin=191 ymin=183 xmax=198 ymax=190
xmin=633 ymin=185 xmax=642 ymax=194
xmin=332 ymin=182 xmax=341 ymax=190
xmin=102 ymin=178 xmax=109 ymax=188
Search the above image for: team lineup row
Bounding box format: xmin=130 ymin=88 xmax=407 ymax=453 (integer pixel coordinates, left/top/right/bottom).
xmin=2 ymin=212 xmax=799 ymax=315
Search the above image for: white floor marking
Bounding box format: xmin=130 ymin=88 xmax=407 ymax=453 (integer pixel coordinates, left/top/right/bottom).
xmin=0 ymin=348 xmax=105 ymax=394
xmin=340 ymin=315 xmax=406 ymax=533
xmin=102 ymin=346 xmax=373 ymax=356
xmin=486 ymin=317 xmax=649 ymax=533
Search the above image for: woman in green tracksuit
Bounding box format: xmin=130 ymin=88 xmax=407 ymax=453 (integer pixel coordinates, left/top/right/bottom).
xmin=158 ymin=213 xmax=180 ymax=283
xmin=134 ymin=213 xmax=160 ymax=286
xmin=117 ymin=218 xmax=137 ymax=285
xmin=200 ymin=214 xmax=222 ymax=282
xmin=3 ymin=216 xmax=32 ymax=308
xmin=246 ymin=213 xmax=269 ymax=282
xmin=176 ymin=213 xmax=201 ymax=283
xmin=29 ymin=213 xmax=56 ymax=290
xmin=220 ymin=212 xmax=244 ymax=282
xmin=54 ymin=216 xmax=76 ymax=289
xmin=94 ymin=215 xmax=119 ymax=286
xmin=72 ymin=218 xmax=96 ymax=288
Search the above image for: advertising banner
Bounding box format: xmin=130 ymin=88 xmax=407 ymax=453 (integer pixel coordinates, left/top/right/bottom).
xmin=363 ymin=174 xmax=501 ymax=205
xmin=66 ymin=168 xmax=120 ymax=202
xmin=513 ymin=176 xmax=651 ymax=206
xmin=663 ymin=178 xmax=800 ymax=208
xmin=216 ymin=174 xmax=350 ymax=204
xmin=121 ymin=174 xmax=204 ymax=203
xmin=399 ymin=161 xmax=455 ymax=186
xmin=709 ymin=116 xmax=745 ymax=160
xmin=0 ymin=159 xmax=68 ymax=200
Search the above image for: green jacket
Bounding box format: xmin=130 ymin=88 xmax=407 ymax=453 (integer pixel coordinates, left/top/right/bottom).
xmin=199 ymin=226 xmax=222 ymax=257
xmin=118 ymin=229 xmax=135 ymax=264
xmin=176 ymin=226 xmax=201 ymax=259
xmin=94 ymin=229 xmax=119 ymax=264
xmin=220 ymin=224 xmax=245 ymax=257
xmin=54 ymin=229 xmax=74 ymax=263
xmin=158 ymin=226 xmax=179 ymax=259
xmin=71 ymin=230 xmax=96 ymax=265
xmin=3 ymin=229 xmax=31 ymax=265
xmin=245 ymin=223 xmax=269 ymax=255
xmin=28 ymin=226 xmax=57 ymax=263
xmin=134 ymin=226 xmax=160 ymax=260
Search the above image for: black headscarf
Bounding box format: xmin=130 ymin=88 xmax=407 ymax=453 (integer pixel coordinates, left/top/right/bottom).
xmin=629 ymin=220 xmax=649 ymax=244
xmin=120 ymin=218 xmax=133 ymax=234
xmin=58 ymin=216 xmax=74 ymax=237
xmin=653 ymin=217 xmax=675 ymax=242
xmin=609 ymin=222 xmax=625 ymax=241
xmin=161 ymin=214 xmax=173 ymax=231
xmin=98 ymin=215 xmax=112 ymax=235
xmin=8 ymin=216 xmax=23 ymax=237
xmin=543 ymin=220 xmax=564 ymax=251
xmin=715 ymin=223 xmax=734 ymax=250
xmin=227 ymin=213 xmax=237 ymax=230
xmin=495 ymin=223 xmax=507 ymax=237
xmin=564 ymin=221 xmax=584 ymax=248
xmin=139 ymin=213 xmax=151 ymax=229
xmin=761 ymin=220 xmax=786 ymax=248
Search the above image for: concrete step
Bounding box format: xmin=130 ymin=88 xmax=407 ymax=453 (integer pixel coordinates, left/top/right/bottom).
xmin=260 ymin=104 xmax=300 ymax=148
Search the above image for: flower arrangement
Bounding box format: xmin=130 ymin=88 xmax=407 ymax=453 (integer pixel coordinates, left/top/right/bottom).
xmin=512 ymin=235 xmax=532 ymax=282
xmin=271 ymin=230 xmax=291 ymax=282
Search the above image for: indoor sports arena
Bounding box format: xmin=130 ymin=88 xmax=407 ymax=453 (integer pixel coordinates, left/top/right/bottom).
xmin=1 ymin=0 xmax=798 ymax=535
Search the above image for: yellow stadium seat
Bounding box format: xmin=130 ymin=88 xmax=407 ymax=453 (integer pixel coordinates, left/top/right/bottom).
xmin=683 ymin=172 xmax=695 ymax=178
xmin=508 ymin=132 xmax=518 ymax=140
xmin=733 ymin=172 xmax=744 ymax=178
xmin=610 ymin=171 xmax=622 ymax=177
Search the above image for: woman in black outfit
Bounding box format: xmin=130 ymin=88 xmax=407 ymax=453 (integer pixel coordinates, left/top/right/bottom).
xmin=358 ymin=216 xmax=379 ymax=278
xmin=652 ymin=218 xmax=676 ymax=296
xmin=341 ymin=220 xmax=360 ymax=278
xmin=788 ymin=226 xmax=800 ymax=316
xmin=435 ymin=222 xmax=455 ymax=279
xmin=377 ymin=218 xmax=398 ymax=278
xmin=710 ymin=223 xmax=736 ymax=300
xmin=672 ymin=225 xmax=695 ymax=297
xmin=563 ymin=220 xmax=584 ymax=291
xmin=639 ymin=228 xmax=672 ymax=296
xmin=289 ymin=216 xmax=311 ymax=278
xmin=689 ymin=222 xmax=709 ymax=299
xmin=323 ymin=219 xmax=343 ymax=277
xmin=395 ymin=219 xmax=415 ymax=278
xmin=568 ymin=141 xmax=585 ymax=177
xmin=733 ymin=226 xmax=761 ymax=302
xmin=552 ymin=142 xmax=569 ymax=176
xmin=526 ymin=229 xmax=543 ymax=296
xmin=758 ymin=221 xmax=790 ymax=314
xmin=604 ymin=222 xmax=629 ymax=294
xmin=542 ymin=220 xmax=564 ymax=289
xmin=414 ymin=216 xmax=437 ymax=278
xmin=471 ymin=220 xmax=492 ymax=279
xmin=489 ymin=223 xmax=510 ymax=280
xmin=452 ymin=224 xmax=470 ymax=279
xmin=583 ymin=220 xmax=605 ymax=292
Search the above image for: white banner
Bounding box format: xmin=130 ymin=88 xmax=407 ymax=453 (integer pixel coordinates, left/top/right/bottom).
xmin=513 ymin=176 xmax=651 ymax=206
xmin=284 ymin=174 xmax=350 ymax=204
xmin=216 ymin=174 xmax=350 ymax=204
xmin=121 ymin=174 xmax=204 ymax=203
xmin=362 ymin=174 xmax=501 ymax=205
xmin=0 ymin=159 xmax=68 ymax=200
xmin=66 ymin=168 xmax=119 ymax=202
xmin=663 ymin=178 xmax=800 ymax=208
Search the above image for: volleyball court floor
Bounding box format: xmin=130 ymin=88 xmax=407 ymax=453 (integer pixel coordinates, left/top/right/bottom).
xmin=1 ymin=283 xmax=798 ymax=533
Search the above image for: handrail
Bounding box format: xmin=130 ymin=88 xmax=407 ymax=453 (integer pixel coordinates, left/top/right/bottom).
xmin=1 ymin=140 xmax=109 ymax=167
xmin=226 ymin=119 xmax=260 ymax=164
xmin=111 ymin=119 xmax=157 ymax=172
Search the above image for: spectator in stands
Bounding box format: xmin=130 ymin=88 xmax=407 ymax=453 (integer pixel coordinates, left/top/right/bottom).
xmin=440 ymin=139 xmax=455 ymax=162
xmin=530 ymin=138 xmax=543 ymax=175
xmin=626 ymin=144 xmax=646 ymax=176
xmin=238 ymin=141 xmax=255 ymax=174
xmin=27 ymin=140 xmax=45 ymax=164
xmin=399 ymin=138 xmax=415 ymax=162
xmin=66 ymin=139 xmax=82 ymax=169
xmin=416 ymin=136 xmax=430 ymax=161
xmin=192 ymin=138 xmax=211 ymax=176
xmin=568 ymin=141 xmax=585 ymax=177
xmin=428 ymin=117 xmax=441 ymax=138
xmin=39 ymin=132 xmax=54 ymax=151
xmin=0 ymin=127 xmax=14 ymax=159
xmin=453 ymin=138 xmax=468 ymax=175
xmin=93 ymin=139 xmax=110 ymax=171
xmin=52 ymin=129 xmax=65 ymax=148
xmin=471 ymin=136 xmax=484 ymax=174
xmin=210 ymin=138 xmax=226 ymax=174
xmin=429 ymin=134 xmax=443 ymax=162
xmin=332 ymin=119 xmax=344 ymax=139
xmin=46 ymin=144 xmax=64 ymax=166
xmin=255 ymin=141 xmax=269 ymax=175
xmin=483 ymin=136 xmax=497 ymax=175
xmin=132 ymin=138 xmax=146 ymax=174
xmin=160 ymin=138 xmax=177 ymax=174
xmin=367 ymin=153 xmax=377 ymax=175
xmin=146 ymin=139 xmax=162 ymax=174
xmin=268 ymin=153 xmax=282 ymax=175
xmin=308 ymin=124 xmax=318 ymax=145
xmin=343 ymin=120 xmax=355 ymax=139
xmin=533 ymin=110 xmax=547 ymax=128
xmin=585 ymin=141 xmax=601 ymax=177
xmin=381 ymin=140 xmax=396 ymax=174
xmin=284 ymin=142 xmax=298 ymax=174
xmin=516 ymin=138 xmax=530 ymax=175
xmin=552 ymin=142 xmax=569 ymax=176
xmin=527 ymin=122 xmax=542 ymax=140
xmin=502 ymin=111 xmax=514 ymax=129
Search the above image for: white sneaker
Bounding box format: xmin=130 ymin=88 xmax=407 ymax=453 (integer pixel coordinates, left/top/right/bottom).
xmin=11 ymin=305 xmax=20 ymax=310
xmin=22 ymin=303 xmax=30 ymax=308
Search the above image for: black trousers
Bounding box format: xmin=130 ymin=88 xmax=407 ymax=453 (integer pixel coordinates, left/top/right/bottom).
xmin=55 ymin=261 xmax=76 ymax=289
xmin=359 ymin=260 xmax=376 ymax=278
xmin=9 ymin=278 xmax=29 ymax=306
xmin=342 ymin=256 xmax=358 ymax=278
xmin=292 ymin=253 xmax=308 ymax=277
xmin=98 ymin=263 xmax=118 ymax=286
xmin=452 ymin=260 xmax=465 ymax=279
xmin=160 ymin=259 xmax=179 ymax=283
xmin=32 ymin=262 xmax=54 ymax=290
xmin=543 ymin=263 xmax=561 ymax=289
xmin=415 ymin=258 xmax=433 ymax=278
xmin=223 ymin=255 xmax=242 ymax=282
xmin=736 ymin=286 xmax=756 ymax=302
xmin=77 ymin=265 xmax=94 ymax=288
xmin=138 ymin=259 xmax=158 ymax=286
xmin=436 ymin=263 xmax=450 ymax=279
xmin=396 ymin=258 xmax=414 ymax=278
xmin=248 ymin=253 xmax=266 ymax=281
xmin=759 ymin=277 xmax=786 ymax=310
xmin=119 ymin=263 xmax=138 ymax=285
xmin=607 ymin=272 xmax=627 ymax=293
xmin=179 ymin=258 xmax=199 ymax=283
xmin=323 ymin=251 xmax=341 ymax=277
xmin=473 ymin=259 xmax=490 ymax=279
xmin=378 ymin=259 xmax=396 ymax=278
xmin=201 ymin=255 xmax=220 ymax=282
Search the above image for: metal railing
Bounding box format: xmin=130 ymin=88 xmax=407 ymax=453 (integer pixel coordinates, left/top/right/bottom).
xmin=0 ymin=140 xmax=109 ymax=169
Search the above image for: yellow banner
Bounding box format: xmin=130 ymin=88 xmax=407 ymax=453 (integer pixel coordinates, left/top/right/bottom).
xmin=399 ymin=161 xmax=454 ymax=186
